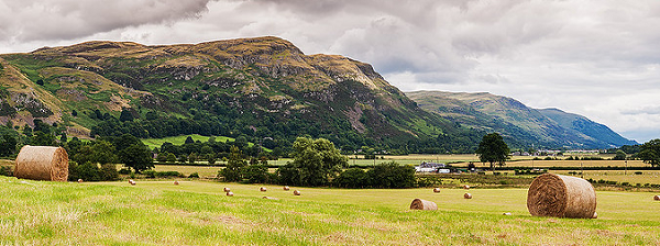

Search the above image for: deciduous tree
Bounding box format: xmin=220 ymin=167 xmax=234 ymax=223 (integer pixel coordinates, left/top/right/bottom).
xmin=475 ymin=133 xmax=510 ymax=171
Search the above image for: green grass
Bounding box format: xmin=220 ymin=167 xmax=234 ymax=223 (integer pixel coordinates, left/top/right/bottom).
xmin=141 ymin=134 xmax=234 ymax=149
xmin=2 ymin=176 xmax=660 ymax=245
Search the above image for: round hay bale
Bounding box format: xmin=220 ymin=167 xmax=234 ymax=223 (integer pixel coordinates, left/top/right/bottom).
xmin=527 ymin=173 xmax=597 ymax=219
xmin=77 ymin=179 xmax=83 ymax=183
xmin=223 ymin=187 xmax=231 ymax=192
xmin=463 ymin=184 xmax=470 ymax=190
xmin=283 ymin=186 xmax=290 ymax=191
xmin=260 ymin=187 xmax=267 ymax=192
xmin=226 ymin=191 xmax=234 ymax=196
xmin=129 ymin=180 xmax=136 ymax=185
xmin=654 ymin=195 xmax=660 ymax=201
xmin=409 ymin=198 xmax=438 ymax=211
xmin=14 ymin=145 xmax=68 ymax=182
xmin=502 ymin=212 xmax=512 ymax=216
xmin=293 ymin=190 xmax=301 ymax=196
xmin=433 ymin=188 xmax=441 ymax=193
xmin=464 ymin=193 xmax=472 ymax=199
xmin=174 ymin=180 xmax=179 ymax=185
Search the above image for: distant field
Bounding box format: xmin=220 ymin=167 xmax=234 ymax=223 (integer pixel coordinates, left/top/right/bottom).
xmin=2 ymin=176 xmax=660 ymax=245
xmin=141 ymin=134 xmax=235 ymax=149
xmin=505 ymin=159 xmax=648 ymax=168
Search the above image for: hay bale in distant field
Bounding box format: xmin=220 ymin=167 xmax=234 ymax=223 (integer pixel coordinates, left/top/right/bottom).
xmin=433 ymin=188 xmax=441 ymax=193
xmin=527 ymin=173 xmax=597 ymax=219
xmin=223 ymin=187 xmax=231 ymax=192
xmin=293 ymin=190 xmax=301 ymax=196
xmin=174 ymin=180 xmax=179 ymax=185
xmin=14 ymin=145 xmax=68 ymax=182
xmin=77 ymin=179 xmax=83 ymax=183
xmin=226 ymin=191 xmax=234 ymax=196
xmin=283 ymin=186 xmax=290 ymax=191
xmin=464 ymin=193 xmax=472 ymax=199
xmin=260 ymin=187 xmax=267 ymax=192
xmin=129 ymin=179 xmax=136 ymax=185
xmin=463 ymin=185 xmax=470 ymax=190
xmin=410 ymin=198 xmax=437 ymax=211
xmin=503 ymin=212 xmax=512 ymax=216
xmin=654 ymin=195 xmax=660 ymax=201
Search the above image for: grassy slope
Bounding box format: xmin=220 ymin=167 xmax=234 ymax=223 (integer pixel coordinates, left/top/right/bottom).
xmin=1 ymin=176 xmax=659 ymax=245
xmin=141 ymin=134 xmax=234 ymax=150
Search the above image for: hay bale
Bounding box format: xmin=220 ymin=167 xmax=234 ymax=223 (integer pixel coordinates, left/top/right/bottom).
xmin=173 ymin=180 xmax=179 ymax=185
xmin=226 ymin=191 xmax=234 ymax=196
xmin=223 ymin=187 xmax=231 ymax=192
xmin=527 ymin=173 xmax=597 ymax=218
xmin=433 ymin=188 xmax=441 ymax=193
xmin=14 ymin=145 xmax=68 ymax=182
xmin=263 ymin=196 xmax=279 ymax=200
xmin=260 ymin=187 xmax=267 ymax=192
xmin=129 ymin=179 xmax=136 ymax=185
xmin=464 ymin=193 xmax=472 ymax=199
xmin=77 ymin=179 xmax=83 ymax=183
xmin=409 ymin=198 xmax=437 ymax=211
xmin=283 ymin=186 xmax=290 ymax=191
xmin=654 ymin=195 xmax=660 ymax=201
xmin=293 ymin=190 xmax=301 ymax=196
xmin=502 ymin=212 xmax=512 ymax=216
xmin=463 ymin=185 xmax=470 ymax=190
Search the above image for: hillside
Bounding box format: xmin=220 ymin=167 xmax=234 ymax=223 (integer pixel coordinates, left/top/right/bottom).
xmin=407 ymin=91 xmax=636 ymax=149
xmin=0 ymin=37 xmax=472 ymax=153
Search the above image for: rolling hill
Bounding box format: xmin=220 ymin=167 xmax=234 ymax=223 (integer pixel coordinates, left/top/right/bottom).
xmin=406 ymin=91 xmax=636 ymax=149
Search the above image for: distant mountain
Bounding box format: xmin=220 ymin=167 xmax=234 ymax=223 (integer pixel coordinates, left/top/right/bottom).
xmin=538 ymin=108 xmax=637 ymax=147
xmin=407 ymin=91 xmax=637 ymax=149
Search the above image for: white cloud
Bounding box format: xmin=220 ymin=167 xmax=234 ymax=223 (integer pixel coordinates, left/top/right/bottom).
xmin=2 ymin=0 xmax=660 ymax=142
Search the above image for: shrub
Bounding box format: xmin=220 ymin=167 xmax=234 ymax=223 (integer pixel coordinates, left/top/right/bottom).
xmin=188 ymin=172 xmax=199 ymax=178
xmin=620 ymin=182 xmax=630 ymax=186
xmin=118 ymin=168 xmax=131 ymax=175
xmin=493 ymin=172 xmax=501 ymax=176
xmin=334 ymin=168 xmax=369 ymax=188
xmin=143 ymin=170 xmax=156 ymax=178
xmin=634 ymin=171 xmax=643 ymax=175
xmin=99 ymin=164 xmax=119 ymax=181
xmin=0 ymin=166 xmax=12 ymax=176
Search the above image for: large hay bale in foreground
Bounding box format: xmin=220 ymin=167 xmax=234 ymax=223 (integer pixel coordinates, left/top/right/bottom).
xmin=14 ymin=145 xmax=68 ymax=182
xmin=527 ymin=173 xmax=596 ymax=218
xmin=409 ymin=198 xmax=438 ymax=211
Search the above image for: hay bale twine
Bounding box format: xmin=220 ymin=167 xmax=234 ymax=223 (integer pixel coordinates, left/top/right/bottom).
xmin=223 ymin=187 xmax=231 ymax=192
xmin=173 ymin=180 xmax=179 ymax=185
xmin=463 ymin=184 xmax=470 ymax=190
xmin=283 ymin=186 xmax=290 ymax=191
xmin=14 ymin=145 xmax=68 ymax=182
xmin=293 ymin=190 xmax=301 ymax=196
xmin=260 ymin=187 xmax=267 ymax=192
xmin=226 ymin=191 xmax=234 ymax=196
xmin=409 ymin=198 xmax=438 ymax=211
xmin=77 ymin=179 xmax=83 ymax=183
xmin=432 ymin=188 xmax=441 ymax=193
xmin=464 ymin=193 xmax=472 ymax=199
xmin=654 ymin=195 xmax=660 ymax=201
xmin=527 ymin=173 xmax=597 ymax=218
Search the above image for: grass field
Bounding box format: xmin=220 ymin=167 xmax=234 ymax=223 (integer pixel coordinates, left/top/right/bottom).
xmin=141 ymin=134 xmax=235 ymax=150
xmin=2 ymin=176 xmax=660 ymax=245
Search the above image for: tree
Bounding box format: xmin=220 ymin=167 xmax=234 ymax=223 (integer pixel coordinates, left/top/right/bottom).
xmin=32 ymin=131 xmax=56 ymax=146
xmin=120 ymin=144 xmax=154 ymax=172
xmin=119 ymin=109 xmax=134 ymax=122
xmin=166 ymin=153 xmax=177 ymax=164
xmin=613 ymin=150 xmax=627 ymax=160
xmin=0 ymin=134 xmax=17 ymax=156
xmin=188 ymin=152 xmax=197 ymax=165
xmin=219 ymin=146 xmax=246 ymax=182
xmin=207 ymin=154 xmax=217 ymax=166
xmin=184 ymin=136 xmax=195 ymax=144
xmin=280 ymin=137 xmax=348 ymax=186
xmin=639 ymin=139 xmax=660 ymax=167
xmin=475 ymin=133 xmax=510 ymax=171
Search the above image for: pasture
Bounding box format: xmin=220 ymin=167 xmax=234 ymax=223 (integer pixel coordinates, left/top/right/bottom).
xmin=1 ymin=176 xmax=660 ymax=245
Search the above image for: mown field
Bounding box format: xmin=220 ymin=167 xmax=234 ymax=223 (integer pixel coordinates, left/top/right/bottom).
xmin=2 ymin=176 xmax=660 ymax=245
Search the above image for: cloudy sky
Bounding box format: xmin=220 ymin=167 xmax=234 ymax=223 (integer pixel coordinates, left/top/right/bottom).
xmin=2 ymin=0 xmax=659 ymax=143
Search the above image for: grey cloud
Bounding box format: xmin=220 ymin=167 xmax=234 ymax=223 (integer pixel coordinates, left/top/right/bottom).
xmin=1 ymin=0 xmax=212 ymax=42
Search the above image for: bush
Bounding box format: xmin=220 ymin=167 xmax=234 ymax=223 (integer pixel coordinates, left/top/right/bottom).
xmin=155 ymin=171 xmax=183 ymax=178
xmin=0 ymin=166 xmax=12 ymax=176
xmin=76 ymin=162 xmax=101 ymax=181
xmin=243 ymin=164 xmax=268 ymax=183
xmin=143 ymin=170 xmax=156 ymax=178
xmin=635 ymin=171 xmax=643 ymax=175
xmin=188 ymin=172 xmax=199 ymax=178
xmin=334 ymin=168 xmax=369 ymax=188
xmin=99 ymin=164 xmax=119 ymax=181
xmin=118 ymin=168 xmax=131 ymax=175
